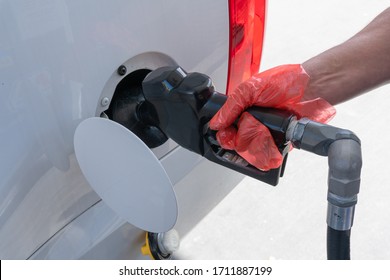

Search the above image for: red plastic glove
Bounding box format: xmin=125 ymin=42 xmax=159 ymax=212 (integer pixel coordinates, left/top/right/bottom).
xmin=209 ymin=64 xmax=336 ymax=171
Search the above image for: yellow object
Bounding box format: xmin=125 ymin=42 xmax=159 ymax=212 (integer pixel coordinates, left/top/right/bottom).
xmin=141 ymin=232 xmax=155 ymax=260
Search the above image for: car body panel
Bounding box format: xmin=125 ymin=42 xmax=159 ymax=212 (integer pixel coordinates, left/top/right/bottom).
xmin=0 ymin=0 xmax=249 ymax=259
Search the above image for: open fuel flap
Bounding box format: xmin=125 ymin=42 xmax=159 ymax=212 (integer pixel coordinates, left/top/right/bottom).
xmin=74 ymin=65 xmax=179 ymax=235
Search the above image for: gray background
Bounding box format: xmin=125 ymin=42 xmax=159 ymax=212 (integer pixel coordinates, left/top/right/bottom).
xmin=176 ymin=0 xmax=390 ymax=260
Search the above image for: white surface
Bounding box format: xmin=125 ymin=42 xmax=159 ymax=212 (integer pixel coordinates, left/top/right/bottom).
xmin=176 ymin=0 xmax=390 ymax=260
xmin=74 ymin=117 xmax=177 ymax=233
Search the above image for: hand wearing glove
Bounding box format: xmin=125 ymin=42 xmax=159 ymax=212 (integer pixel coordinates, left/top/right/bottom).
xmin=209 ymin=64 xmax=336 ymax=171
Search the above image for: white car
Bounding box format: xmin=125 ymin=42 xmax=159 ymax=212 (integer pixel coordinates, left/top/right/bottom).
xmin=0 ymin=0 xmax=266 ymax=259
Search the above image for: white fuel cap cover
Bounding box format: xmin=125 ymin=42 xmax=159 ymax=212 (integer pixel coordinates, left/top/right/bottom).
xmin=74 ymin=117 xmax=177 ymax=233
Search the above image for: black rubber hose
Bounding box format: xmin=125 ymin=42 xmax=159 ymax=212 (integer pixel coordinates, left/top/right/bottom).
xmin=327 ymin=226 xmax=351 ymax=260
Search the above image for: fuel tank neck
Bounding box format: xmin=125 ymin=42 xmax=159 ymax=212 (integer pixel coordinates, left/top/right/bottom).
xmin=104 ymin=69 xmax=168 ymax=148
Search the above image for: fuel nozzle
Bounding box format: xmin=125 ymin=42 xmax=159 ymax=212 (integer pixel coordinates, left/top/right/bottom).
xmin=141 ymin=66 xmax=295 ymax=186
xmin=140 ymin=66 xmax=362 ymax=260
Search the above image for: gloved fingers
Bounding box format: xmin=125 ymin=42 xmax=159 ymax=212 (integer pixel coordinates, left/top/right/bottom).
xmin=234 ymin=112 xmax=283 ymax=171
xmin=286 ymin=97 xmax=336 ymax=123
xmin=210 ymin=64 xmax=310 ymax=130
xmin=210 ymin=63 xmax=334 ymax=172
xmin=209 ymin=92 xmax=249 ymax=130
xmin=215 ymin=126 xmax=237 ymax=150
xmin=210 ymin=78 xmax=265 ymax=130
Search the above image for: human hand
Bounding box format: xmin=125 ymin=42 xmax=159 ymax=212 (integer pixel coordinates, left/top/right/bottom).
xmin=209 ymin=64 xmax=336 ymax=171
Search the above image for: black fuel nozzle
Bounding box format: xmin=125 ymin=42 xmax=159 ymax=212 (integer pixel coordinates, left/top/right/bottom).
xmin=141 ymin=66 xmax=362 ymax=259
xmin=141 ymin=66 xmax=295 ymax=186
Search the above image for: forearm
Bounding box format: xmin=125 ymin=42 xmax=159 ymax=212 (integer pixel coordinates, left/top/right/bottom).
xmin=302 ymin=7 xmax=390 ymax=105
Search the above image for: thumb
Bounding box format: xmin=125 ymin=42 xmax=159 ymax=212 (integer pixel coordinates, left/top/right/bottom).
xmin=210 ymin=93 xmax=248 ymax=130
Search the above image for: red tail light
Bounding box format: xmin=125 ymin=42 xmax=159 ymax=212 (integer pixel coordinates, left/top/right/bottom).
xmin=227 ymin=0 xmax=266 ymax=94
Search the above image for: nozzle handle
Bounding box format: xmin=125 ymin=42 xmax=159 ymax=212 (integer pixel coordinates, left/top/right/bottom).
xmin=142 ymin=66 xmax=295 ymax=186
xmin=201 ymin=92 xmax=295 ymax=186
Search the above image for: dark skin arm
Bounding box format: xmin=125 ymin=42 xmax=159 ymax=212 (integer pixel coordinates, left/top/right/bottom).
xmin=302 ymin=7 xmax=390 ymax=105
